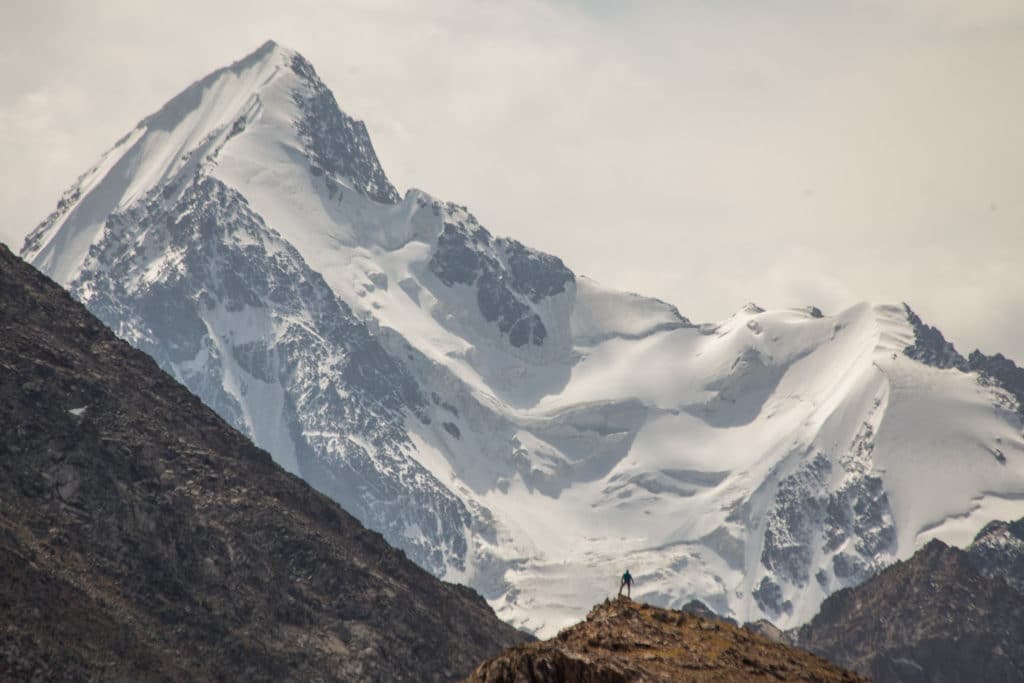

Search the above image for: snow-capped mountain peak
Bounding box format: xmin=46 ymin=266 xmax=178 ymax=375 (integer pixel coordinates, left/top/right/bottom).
xmin=23 ymin=40 xmax=396 ymax=285
xmin=24 ymin=41 xmax=1024 ymax=637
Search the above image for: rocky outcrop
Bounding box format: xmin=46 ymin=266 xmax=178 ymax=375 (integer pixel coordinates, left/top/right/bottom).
xmin=680 ymin=599 xmax=738 ymax=627
xmin=289 ymin=50 xmax=400 ymax=204
xmin=0 ymin=244 xmax=528 ymax=681
xmin=428 ymin=210 xmax=574 ymax=348
xmin=967 ymin=351 xmax=1024 ymax=419
xmin=902 ymin=304 xmax=968 ymax=370
xmin=796 ymin=539 xmax=1024 ymax=682
xmin=464 ymin=599 xmax=864 ymax=682
xmin=904 ymin=304 xmax=1024 ymax=418
xmin=743 ymin=619 xmax=790 ymax=644
xmin=758 ymin=422 xmax=896 ymax=619
xmin=967 ymin=517 xmax=1024 ymax=594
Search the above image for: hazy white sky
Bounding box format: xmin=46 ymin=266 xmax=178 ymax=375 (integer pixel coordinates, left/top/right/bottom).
xmin=2 ymin=0 xmax=1022 ymax=360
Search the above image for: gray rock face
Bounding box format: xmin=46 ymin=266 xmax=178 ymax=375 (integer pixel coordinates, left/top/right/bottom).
xmin=753 ymin=576 xmax=791 ymax=617
xmin=904 ymin=304 xmax=1024 ymax=419
xmin=428 ymin=213 xmax=573 ymax=347
xmin=902 ymin=304 xmax=968 ymax=370
xmin=967 ymin=351 xmax=1024 ymax=419
xmin=968 ymin=518 xmax=1024 ymax=592
xmin=290 ymin=53 xmax=400 ymax=205
xmin=66 ymin=175 xmax=473 ymax=575
xmin=743 ymin=619 xmax=789 ymax=644
xmin=759 ymin=422 xmax=896 ymax=618
xmin=678 ymin=598 xmax=740 ymax=628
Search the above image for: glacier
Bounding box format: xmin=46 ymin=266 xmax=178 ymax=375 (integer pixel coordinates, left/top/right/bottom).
xmin=22 ymin=40 xmax=1024 ymax=636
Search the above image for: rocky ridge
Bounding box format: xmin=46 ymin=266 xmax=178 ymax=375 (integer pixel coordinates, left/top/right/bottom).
xmin=796 ymin=536 xmax=1024 ymax=682
xmin=904 ymin=303 xmax=1024 ymax=417
xmin=967 ymin=517 xmax=1024 ymax=592
xmin=464 ymin=598 xmax=865 ymax=682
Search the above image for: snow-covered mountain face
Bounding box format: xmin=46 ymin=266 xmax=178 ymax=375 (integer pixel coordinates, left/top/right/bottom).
xmin=23 ymin=41 xmax=1024 ymax=636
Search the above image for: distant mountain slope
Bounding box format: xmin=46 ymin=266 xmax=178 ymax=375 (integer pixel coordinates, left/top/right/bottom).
xmin=968 ymin=517 xmax=1024 ymax=592
xmin=904 ymin=303 xmax=1024 ymax=417
xmin=22 ymin=40 xmax=1024 ymax=636
xmin=796 ymin=533 xmax=1024 ymax=682
xmin=464 ymin=598 xmax=865 ymax=682
xmin=0 ymin=244 xmax=527 ymax=681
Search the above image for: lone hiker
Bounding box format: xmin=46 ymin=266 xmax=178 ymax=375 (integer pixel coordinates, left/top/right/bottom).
xmin=618 ymin=569 xmax=634 ymax=598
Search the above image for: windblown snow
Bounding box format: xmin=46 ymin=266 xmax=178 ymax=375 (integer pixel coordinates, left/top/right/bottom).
xmin=23 ymin=40 xmax=1024 ymax=636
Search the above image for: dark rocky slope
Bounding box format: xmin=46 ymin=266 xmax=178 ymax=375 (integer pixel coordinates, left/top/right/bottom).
xmin=968 ymin=517 xmax=1024 ymax=592
xmin=796 ymin=538 xmax=1024 ymax=682
xmin=0 ymin=244 xmax=528 ymax=681
xmin=464 ymin=598 xmax=864 ymax=682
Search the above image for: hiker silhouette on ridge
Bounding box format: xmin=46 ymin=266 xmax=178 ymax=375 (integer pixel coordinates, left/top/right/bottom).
xmin=618 ymin=569 xmax=634 ymax=599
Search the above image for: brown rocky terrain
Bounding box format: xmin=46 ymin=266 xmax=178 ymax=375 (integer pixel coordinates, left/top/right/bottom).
xmin=0 ymin=243 xmax=529 ymax=681
xmin=796 ymin=539 xmax=1024 ymax=682
xmin=463 ymin=598 xmax=865 ymax=682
